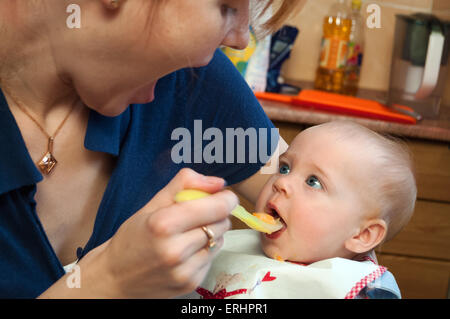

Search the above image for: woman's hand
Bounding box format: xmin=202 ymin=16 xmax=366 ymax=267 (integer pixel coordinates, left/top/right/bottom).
xmin=83 ymin=168 xmax=237 ymax=298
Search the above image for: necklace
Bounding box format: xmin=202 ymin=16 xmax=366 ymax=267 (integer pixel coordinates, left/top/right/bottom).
xmin=1 ymin=83 xmax=78 ymax=175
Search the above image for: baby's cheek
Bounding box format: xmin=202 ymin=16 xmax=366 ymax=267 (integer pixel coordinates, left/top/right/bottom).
xmin=302 ymin=225 xmax=341 ymax=258
xmin=255 ymin=198 xmax=264 ymax=213
xmin=288 ymin=221 xmax=323 ymax=250
xmin=255 ymin=183 xmax=272 ymax=212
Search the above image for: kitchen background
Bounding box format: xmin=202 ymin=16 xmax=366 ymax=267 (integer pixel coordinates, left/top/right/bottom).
xmin=230 ymin=0 xmax=450 ymax=299
xmin=281 ymin=0 xmax=450 ymax=109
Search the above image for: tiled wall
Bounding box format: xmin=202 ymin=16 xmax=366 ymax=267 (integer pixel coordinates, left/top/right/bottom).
xmin=282 ymin=0 xmax=449 ymax=105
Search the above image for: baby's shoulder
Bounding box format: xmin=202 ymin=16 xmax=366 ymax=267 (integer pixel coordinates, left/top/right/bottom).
xmin=357 ymin=268 xmax=401 ymax=299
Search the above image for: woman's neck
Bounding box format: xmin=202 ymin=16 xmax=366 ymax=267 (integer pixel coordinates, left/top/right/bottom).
xmin=0 ymin=0 xmax=79 ymax=124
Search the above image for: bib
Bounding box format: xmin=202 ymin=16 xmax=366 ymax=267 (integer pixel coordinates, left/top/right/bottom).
xmin=185 ymin=230 xmax=388 ymax=299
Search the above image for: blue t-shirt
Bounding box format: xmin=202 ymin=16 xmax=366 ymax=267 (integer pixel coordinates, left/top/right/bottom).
xmin=0 ymin=50 xmax=279 ymax=298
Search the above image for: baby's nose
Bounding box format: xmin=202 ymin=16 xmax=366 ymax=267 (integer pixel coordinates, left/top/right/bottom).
xmin=272 ymin=176 xmax=292 ymax=198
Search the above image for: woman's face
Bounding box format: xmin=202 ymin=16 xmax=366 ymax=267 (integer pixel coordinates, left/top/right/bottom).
xmin=64 ymin=0 xmax=250 ymax=116
xmin=149 ymin=0 xmax=250 ymax=72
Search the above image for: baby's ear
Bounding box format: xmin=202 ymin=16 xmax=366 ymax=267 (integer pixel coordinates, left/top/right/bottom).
xmin=344 ymin=219 xmax=387 ymax=254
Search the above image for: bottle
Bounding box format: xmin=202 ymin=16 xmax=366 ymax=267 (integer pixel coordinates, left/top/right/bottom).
xmin=314 ymin=0 xmax=352 ymax=94
xmin=343 ymin=0 xmax=365 ymax=96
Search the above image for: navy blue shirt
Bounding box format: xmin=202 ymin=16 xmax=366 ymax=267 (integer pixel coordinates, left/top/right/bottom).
xmin=0 ymin=50 xmax=278 ymax=298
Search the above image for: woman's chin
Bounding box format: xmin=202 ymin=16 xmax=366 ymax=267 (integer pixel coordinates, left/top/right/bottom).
xmin=131 ymin=95 xmax=155 ymax=104
xmin=130 ymin=82 xmax=157 ymax=104
xmin=90 ymin=99 xmax=132 ymax=117
xmin=97 ymin=106 xmax=128 ymax=117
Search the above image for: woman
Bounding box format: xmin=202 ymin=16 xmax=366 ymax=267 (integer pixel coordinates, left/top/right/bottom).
xmin=0 ymin=0 xmax=303 ymax=298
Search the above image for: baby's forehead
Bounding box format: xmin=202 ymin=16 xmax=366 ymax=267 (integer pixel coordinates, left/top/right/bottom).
xmin=289 ymin=124 xmax=358 ymax=150
xmin=286 ymin=124 xmax=378 ymax=167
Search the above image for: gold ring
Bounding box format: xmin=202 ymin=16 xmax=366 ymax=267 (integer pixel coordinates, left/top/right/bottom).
xmin=201 ymin=226 xmax=216 ymax=250
xmin=110 ymin=0 xmax=120 ymax=9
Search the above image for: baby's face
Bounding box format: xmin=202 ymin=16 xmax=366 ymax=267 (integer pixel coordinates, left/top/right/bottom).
xmin=256 ymin=126 xmax=375 ymax=263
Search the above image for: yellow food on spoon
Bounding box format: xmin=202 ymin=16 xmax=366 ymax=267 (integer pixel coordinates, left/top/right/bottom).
xmin=174 ymin=189 xmax=284 ymax=234
xmin=252 ymin=212 xmax=277 ymax=225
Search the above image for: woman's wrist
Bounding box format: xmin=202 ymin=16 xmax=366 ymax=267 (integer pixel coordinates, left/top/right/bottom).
xmin=75 ymin=242 xmax=122 ymax=298
xmin=38 ymin=242 xmax=121 ymax=299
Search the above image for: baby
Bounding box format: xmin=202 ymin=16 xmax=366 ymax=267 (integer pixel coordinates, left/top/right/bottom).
xmin=256 ymin=120 xmax=417 ymax=265
xmin=185 ymin=120 xmax=417 ymax=299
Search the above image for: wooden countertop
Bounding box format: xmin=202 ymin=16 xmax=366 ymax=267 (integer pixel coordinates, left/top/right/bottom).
xmin=259 ymin=82 xmax=450 ymax=143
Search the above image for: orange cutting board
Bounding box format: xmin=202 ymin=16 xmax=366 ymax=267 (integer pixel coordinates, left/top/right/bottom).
xmin=255 ymin=90 xmax=417 ymax=125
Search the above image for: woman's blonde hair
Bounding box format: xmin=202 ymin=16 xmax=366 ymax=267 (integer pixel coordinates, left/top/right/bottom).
xmin=256 ymin=0 xmax=305 ymax=33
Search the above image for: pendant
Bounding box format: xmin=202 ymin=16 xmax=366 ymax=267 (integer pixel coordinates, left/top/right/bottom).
xmin=38 ymin=137 xmax=57 ymax=175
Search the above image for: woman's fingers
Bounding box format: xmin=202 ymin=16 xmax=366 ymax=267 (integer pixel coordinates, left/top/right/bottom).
xmin=147 ymin=189 xmax=238 ymax=236
xmin=98 ymin=169 xmax=237 ymax=298
xmin=142 ymin=168 xmax=226 ymax=213
xmin=167 ymin=235 xmax=225 ymax=292
xmin=164 ymin=218 xmax=231 ymax=265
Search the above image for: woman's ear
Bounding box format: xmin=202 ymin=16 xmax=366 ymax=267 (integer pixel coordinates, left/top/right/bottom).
xmin=344 ymin=219 xmax=387 ymax=254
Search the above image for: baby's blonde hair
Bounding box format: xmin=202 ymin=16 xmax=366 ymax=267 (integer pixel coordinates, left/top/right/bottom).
xmin=316 ymin=121 xmax=417 ymax=243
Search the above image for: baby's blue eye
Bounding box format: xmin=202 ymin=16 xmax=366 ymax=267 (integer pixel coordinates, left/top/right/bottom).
xmin=279 ymin=164 xmax=290 ymax=175
xmin=306 ymin=175 xmax=323 ymax=189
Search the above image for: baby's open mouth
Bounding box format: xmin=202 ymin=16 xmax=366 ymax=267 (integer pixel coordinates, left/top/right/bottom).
xmin=265 ymin=205 xmax=287 ymax=239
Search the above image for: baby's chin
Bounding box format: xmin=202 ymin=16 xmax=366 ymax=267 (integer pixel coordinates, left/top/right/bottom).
xmin=260 ymin=239 xmax=317 ymax=264
xmin=260 ymin=236 xmax=277 ymax=257
xmin=260 ymin=237 xmax=292 ymax=262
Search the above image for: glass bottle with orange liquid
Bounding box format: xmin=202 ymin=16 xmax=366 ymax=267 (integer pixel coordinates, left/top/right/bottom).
xmin=314 ymin=0 xmax=352 ymax=94
xmin=343 ymin=0 xmax=365 ymax=95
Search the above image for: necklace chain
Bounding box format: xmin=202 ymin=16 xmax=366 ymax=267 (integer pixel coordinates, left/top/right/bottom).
xmin=1 ymin=82 xmax=78 ymax=140
xmin=1 ymin=81 xmax=79 ymax=175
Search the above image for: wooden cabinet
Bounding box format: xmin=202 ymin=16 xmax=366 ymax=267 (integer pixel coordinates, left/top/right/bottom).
xmin=376 ymin=138 xmax=450 ymax=299
xmin=234 ymin=120 xmax=450 ymax=299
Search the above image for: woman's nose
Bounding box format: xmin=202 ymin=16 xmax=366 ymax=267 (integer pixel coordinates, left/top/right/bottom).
xmin=222 ymin=26 xmax=250 ymax=50
xmin=272 ymin=176 xmax=292 ymax=198
xmin=221 ymin=3 xmax=250 ymax=50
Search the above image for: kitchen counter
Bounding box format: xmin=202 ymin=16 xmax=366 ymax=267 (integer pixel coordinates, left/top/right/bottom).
xmin=258 ymin=82 xmax=450 ymax=143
